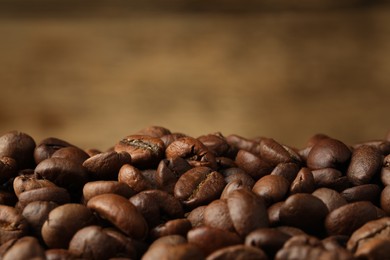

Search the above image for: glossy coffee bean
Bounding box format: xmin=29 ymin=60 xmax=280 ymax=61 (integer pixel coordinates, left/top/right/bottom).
xmin=142 ymin=240 xmax=203 ymax=260
xmin=186 ymin=205 xmax=206 ymax=228
xmin=245 ymin=228 xmax=291 ymax=257
xmin=312 ymin=188 xmax=347 ymax=212
xmin=259 ymin=138 xmax=300 ymax=166
xmin=270 ymin=162 xmax=300 ymax=183
xmin=156 ymin=157 xmax=192 ymax=194
xmin=347 ymin=145 xmax=383 ymax=186
xmin=0 ymin=205 xmax=28 ymax=245
xmin=114 ymin=135 xmax=165 ymax=169
xmin=0 ymin=157 xmax=17 ymax=184
xmin=307 ymin=138 xmax=351 ymax=170
xmin=381 ymin=185 xmax=390 ymax=215
xmin=118 ymin=164 xmax=153 ymax=193
xmin=136 ymin=126 xmax=171 ymax=137
xmin=279 ymin=193 xmax=328 ymax=235
xmin=45 ymin=249 xmax=78 ymax=260
xmin=82 ymin=180 xmax=135 ymax=203
xmin=174 ymin=167 xmax=225 ymax=209
xmin=325 ymin=201 xmax=378 ymax=236
xmin=150 ymin=218 xmax=192 ymax=240
xmin=289 ymin=167 xmax=315 ymax=194
xmin=34 ymin=137 xmax=74 ymax=164
xmin=83 ymin=151 xmax=131 ymax=180
xmin=204 ymin=199 xmax=234 ymax=232
xmin=353 ymin=140 xmax=390 ymax=155
xmin=16 ymin=186 xmax=70 ymax=210
xmin=222 ymin=167 xmax=255 ymax=188
xmin=311 ymin=168 xmax=349 ymax=191
xmin=235 ymin=149 xmax=273 ymax=180
xmin=206 ymin=244 xmax=268 ymax=260
xmin=354 ymin=238 xmax=390 ymax=260
xmin=51 ymin=146 xmax=90 ymax=165
xmin=41 ymin=203 xmax=96 ymax=248
xmin=22 ymin=201 xmax=58 ymax=237
xmin=13 ymin=173 xmax=56 ymax=198
xmin=160 ymin=133 xmax=187 ymax=147
xmin=267 ymin=201 xmax=284 ymax=226
xmin=220 ymin=179 xmax=251 ymax=199
xmin=341 ymin=184 xmax=381 ymax=203
xmin=87 ymin=193 xmax=148 ymax=239
xmin=166 ymin=137 xmax=217 ymax=169
xmin=2 ymin=236 xmax=45 ymax=260
xmin=226 ymin=134 xmax=261 ymax=155
xmin=252 ymin=175 xmax=290 ymax=206
xmin=0 ymin=131 xmax=36 ymax=169
xmin=197 ymin=132 xmax=234 ymax=158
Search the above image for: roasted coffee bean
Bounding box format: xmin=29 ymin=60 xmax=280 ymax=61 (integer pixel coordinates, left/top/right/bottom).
xmin=156 ymin=157 xmax=192 ymax=194
xmin=103 ymin=228 xmax=140 ymax=259
xmin=226 ymin=134 xmax=261 ymax=155
xmin=0 ymin=157 xmax=17 ymax=184
xmin=381 ymin=167 xmax=390 ymax=186
xmin=307 ymin=138 xmax=351 ymax=170
xmin=186 ymin=205 xmax=206 ymax=228
xmin=226 ymin=189 xmax=269 ymax=237
xmin=115 ymin=135 xmax=165 ymax=169
xmin=204 ymin=199 xmax=234 ymax=232
xmin=267 ymin=201 xmax=284 ymax=227
xmin=270 ymin=162 xmax=300 ymax=183
xmin=150 ymin=218 xmax=192 ymax=240
xmin=279 ymin=193 xmax=328 ymax=235
xmin=235 ymin=149 xmax=273 ymax=180
xmin=1 ymin=236 xmax=45 ymax=260
xmin=275 ymin=226 xmax=307 ymax=237
xmin=22 ymin=201 xmax=58 ymax=237
xmin=87 ymin=193 xmax=148 ymax=239
xmin=283 ymin=234 xmax=322 ymax=248
xmin=0 ymin=131 xmax=36 ymax=169
xmin=252 ymin=175 xmax=290 ymax=206
xmin=222 ymin=167 xmax=255 ymax=188
xmin=13 ymin=174 xmax=56 ymax=198
xmin=45 ymin=249 xmax=78 ymax=260
xmin=35 ymin=157 xmax=89 ymax=192
xmin=206 ymin=244 xmax=268 ymax=260
xmin=290 ymin=167 xmax=315 ymax=194
xmin=197 ymin=132 xmax=234 ymax=158
xmin=51 ymin=146 xmax=90 ymax=165
xmin=259 ymin=138 xmax=300 ymax=166
xmin=160 ymin=133 xmax=187 ymax=147
xmin=353 ymin=140 xmax=390 ymax=155
xmin=312 ymin=188 xmax=347 ymax=212
xmin=187 ymin=226 xmax=242 ymax=256
xmin=347 ymin=217 xmax=390 ymax=253
xmin=381 ymin=185 xmax=390 ymax=215
xmin=41 ymin=203 xmax=96 ymax=248
xmin=83 ymin=151 xmax=131 ymax=180
xmin=354 ymin=238 xmax=390 ymax=260
xmin=341 ymin=184 xmax=381 ymax=203
xmin=174 ymin=167 xmax=225 ymax=209
xmin=245 ymin=228 xmax=291 ymax=257
xmin=129 ymin=189 xmax=183 ymax=228
xmin=82 ymin=180 xmax=135 ymax=203
xmin=142 ymin=240 xmax=203 ymax=260
xmin=118 ymin=164 xmax=153 ymax=193
xmin=321 ymin=235 xmax=349 ymax=251
xmin=325 ymin=201 xmax=379 ymax=236
xmin=216 ymin=157 xmax=236 ymax=169
xmin=311 ymin=168 xmax=349 ymax=191
xmin=16 ymin=186 xmax=70 ymax=210
xmin=166 ymin=137 xmax=217 ymax=169
xmin=220 ymin=179 xmax=251 ymax=199
xmin=0 ymin=205 xmax=28 ymax=245
xmin=34 ymin=137 xmax=74 ymax=164
xmin=136 ymin=126 xmax=171 ymax=138
xmin=347 ymin=145 xmax=383 ymax=186
xmin=275 ymin=244 xmax=351 ymax=260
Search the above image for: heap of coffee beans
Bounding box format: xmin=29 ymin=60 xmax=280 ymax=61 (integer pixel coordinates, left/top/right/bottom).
xmin=0 ymin=126 xmax=389 ymax=260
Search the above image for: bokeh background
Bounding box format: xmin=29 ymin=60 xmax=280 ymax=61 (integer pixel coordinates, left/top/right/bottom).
xmin=0 ymin=0 xmax=389 ymax=150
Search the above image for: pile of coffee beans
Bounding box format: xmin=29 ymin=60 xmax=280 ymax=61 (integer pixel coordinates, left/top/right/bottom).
xmin=0 ymin=126 xmax=389 ymax=260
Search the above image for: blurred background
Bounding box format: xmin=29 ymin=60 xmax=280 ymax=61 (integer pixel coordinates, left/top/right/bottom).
xmin=0 ymin=0 xmax=389 ymax=150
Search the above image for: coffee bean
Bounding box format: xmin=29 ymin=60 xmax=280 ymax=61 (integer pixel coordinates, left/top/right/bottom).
xmin=341 ymin=184 xmax=381 ymax=203
xmin=312 ymin=188 xmax=347 ymax=212
xmin=311 ymin=168 xmax=349 ymax=191
xmin=16 ymin=186 xmax=70 ymax=210
xmin=115 ymin=135 xmax=165 ymax=169
xmin=226 ymin=134 xmax=261 ymax=155
xmin=204 ymin=199 xmax=234 ymax=232
xmin=142 ymin=240 xmax=204 ymax=260
xmin=381 ymin=186 xmax=390 ymax=215
xmin=45 ymin=249 xmax=78 ymax=260
xmin=354 ymin=238 xmax=390 ymax=260
xmin=220 ymin=179 xmax=251 ymax=199
xmin=150 ymin=218 xmax=192 ymax=240
xmin=13 ymin=174 xmax=56 ymax=198
xmin=353 ymin=140 xmax=390 ymax=155
xmin=252 ymin=175 xmax=290 ymax=206
xmin=259 ymin=138 xmax=300 ymax=166
xmin=82 ymin=180 xmax=135 ymax=203
xmin=51 ymin=146 xmax=90 ymax=165
xmin=245 ymin=228 xmax=291 ymax=257
xmin=347 ymin=145 xmax=383 ymax=186
xmin=222 ymin=167 xmax=255 ymax=188
xmin=235 ymin=149 xmax=273 ymax=180
xmin=197 ymin=132 xmax=234 ymax=158
xmin=174 ymin=167 xmax=225 ymax=209
xmin=34 ymin=137 xmax=74 ymax=164
xmin=156 ymin=157 xmax=192 ymax=194
xmin=186 ymin=205 xmax=206 ymax=228
xmin=270 ymin=162 xmax=300 ymax=183
xmin=83 ymin=151 xmax=131 ymax=180
xmin=2 ymin=236 xmax=45 ymax=260
xmin=22 ymin=201 xmax=58 ymax=237
xmin=290 ymin=167 xmax=315 ymax=194
xmin=160 ymin=133 xmax=187 ymax=147
xmin=136 ymin=126 xmax=171 ymax=138
xmin=267 ymin=201 xmax=284 ymax=227
xmin=118 ymin=164 xmax=153 ymax=193
xmin=41 ymin=203 xmax=96 ymax=248
xmin=0 ymin=157 xmax=17 ymax=184
xmin=307 ymin=138 xmax=351 ymax=170
xmin=206 ymin=244 xmax=268 ymax=260
xmin=87 ymin=193 xmax=148 ymax=239
xmin=0 ymin=205 xmax=28 ymax=245
xmin=166 ymin=137 xmax=217 ymax=169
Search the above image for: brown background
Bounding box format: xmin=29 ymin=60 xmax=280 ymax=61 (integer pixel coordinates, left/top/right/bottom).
xmin=0 ymin=0 xmax=389 ymax=150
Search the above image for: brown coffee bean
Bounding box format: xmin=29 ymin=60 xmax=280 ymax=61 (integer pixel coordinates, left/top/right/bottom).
xmin=226 ymin=189 xmax=269 ymax=237
xmin=275 ymin=244 xmax=349 ymax=260
xmin=129 ymin=189 xmax=184 ymax=228
xmin=245 ymin=228 xmax=291 ymax=257
xmin=13 ymin=174 xmax=56 ymax=198
xmin=270 ymin=162 xmax=300 ymax=183
xmin=166 ymin=137 xmax=217 ymax=169
xmin=156 ymin=158 xmax=192 ymax=194
xmin=136 ymin=126 xmax=171 ymax=137
xmin=381 ymin=166 xmax=390 ymax=186
xmin=187 ymin=226 xmax=242 ymax=256
xmin=51 ymin=146 xmax=90 ymax=165
xmin=45 ymin=249 xmax=78 ymax=260
xmin=276 ymin=226 xmax=307 ymax=237
xmin=17 ymin=186 xmax=70 ymax=210
xmin=22 ymin=201 xmax=58 ymax=237
xmin=115 ymin=134 xmax=165 ymax=169
xmin=118 ymin=164 xmax=153 ymax=193
xmin=82 ymin=181 xmax=135 ymax=203
xmin=142 ymin=241 xmax=204 ymax=260
xmin=150 ymin=218 xmax=192 ymax=240
xmin=41 ymin=203 xmax=96 ymax=248
xmin=321 ymin=235 xmax=349 ymax=251
xmin=347 ymin=145 xmax=383 ymax=186
xmin=268 ymin=201 xmax=284 ymax=227
xmin=325 ymin=201 xmax=378 ymax=236
xmin=0 ymin=131 xmax=36 ymax=169
xmin=311 ymin=168 xmax=349 ymax=191
xmin=206 ymin=244 xmax=268 ymax=260
xmin=353 ymin=140 xmax=390 ymax=155
xmin=34 ymin=137 xmax=74 ymax=164
xmin=381 ymin=185 xmax=390 ymax=215
xmin=312 ymin=188 xmax=347 ymax=213
xmin=2 ymin=236 xmax=45 ymax=260
xmin=220 ymin=179 xmax=251 ymax=199
xmin=197 ymin=132 xmax=234 ymax=158
xmin=307 ymin=138 xmax=351 ymax=170
xmin=186 ymin=205 xmax=206 ymax=228
xmin=0 ymin=157 xmax=17 ymax=184
xmin=160 ymin=133 xmax=187 ymax=147
xmin=341 ymin=184 xmax=381 ymax=203
xmin=204 ymin=199 xmax=234 ymax=232
xmin=226 ymin=134 xmax=261 ymax=155
xmin=87 ymin=193 xmax=148 ymax=239
xmin=83 ymin=151 xmax=131 ymax=180
xmin=259 ymin=138 xmax=300 ymax=166
xmin=222 ymin=167 xmax=255 ymax=187
xmin=290 ymin=167 xmax=315 ymax=194
xmin=235 ymin=149 xmax=273 ymax=180
xmin=0 ymin=205 xmax=28 ymax=245
xmin=279 ymin=193 xmax=328 ymax=235
xmin=35 ymin=157 xmax=89 ymax=191
xmin=347 ymin=217 xmax=390 ymax=253
xmin=354 ymin=238 xmax=390 ymax=260
xmin=103 ymin=228 xmax=139 ymax=259
xmin=283 ymin=234 xmax=322 ymax=248
xmin=252 ymin=175 xmax=290 ymax=206
xmin=174 ymin=167 xmax=225 ymax=209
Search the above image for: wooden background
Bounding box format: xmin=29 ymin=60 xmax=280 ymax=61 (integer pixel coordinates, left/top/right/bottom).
xmin=0 ymin=1 xmax=389 ymax=150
